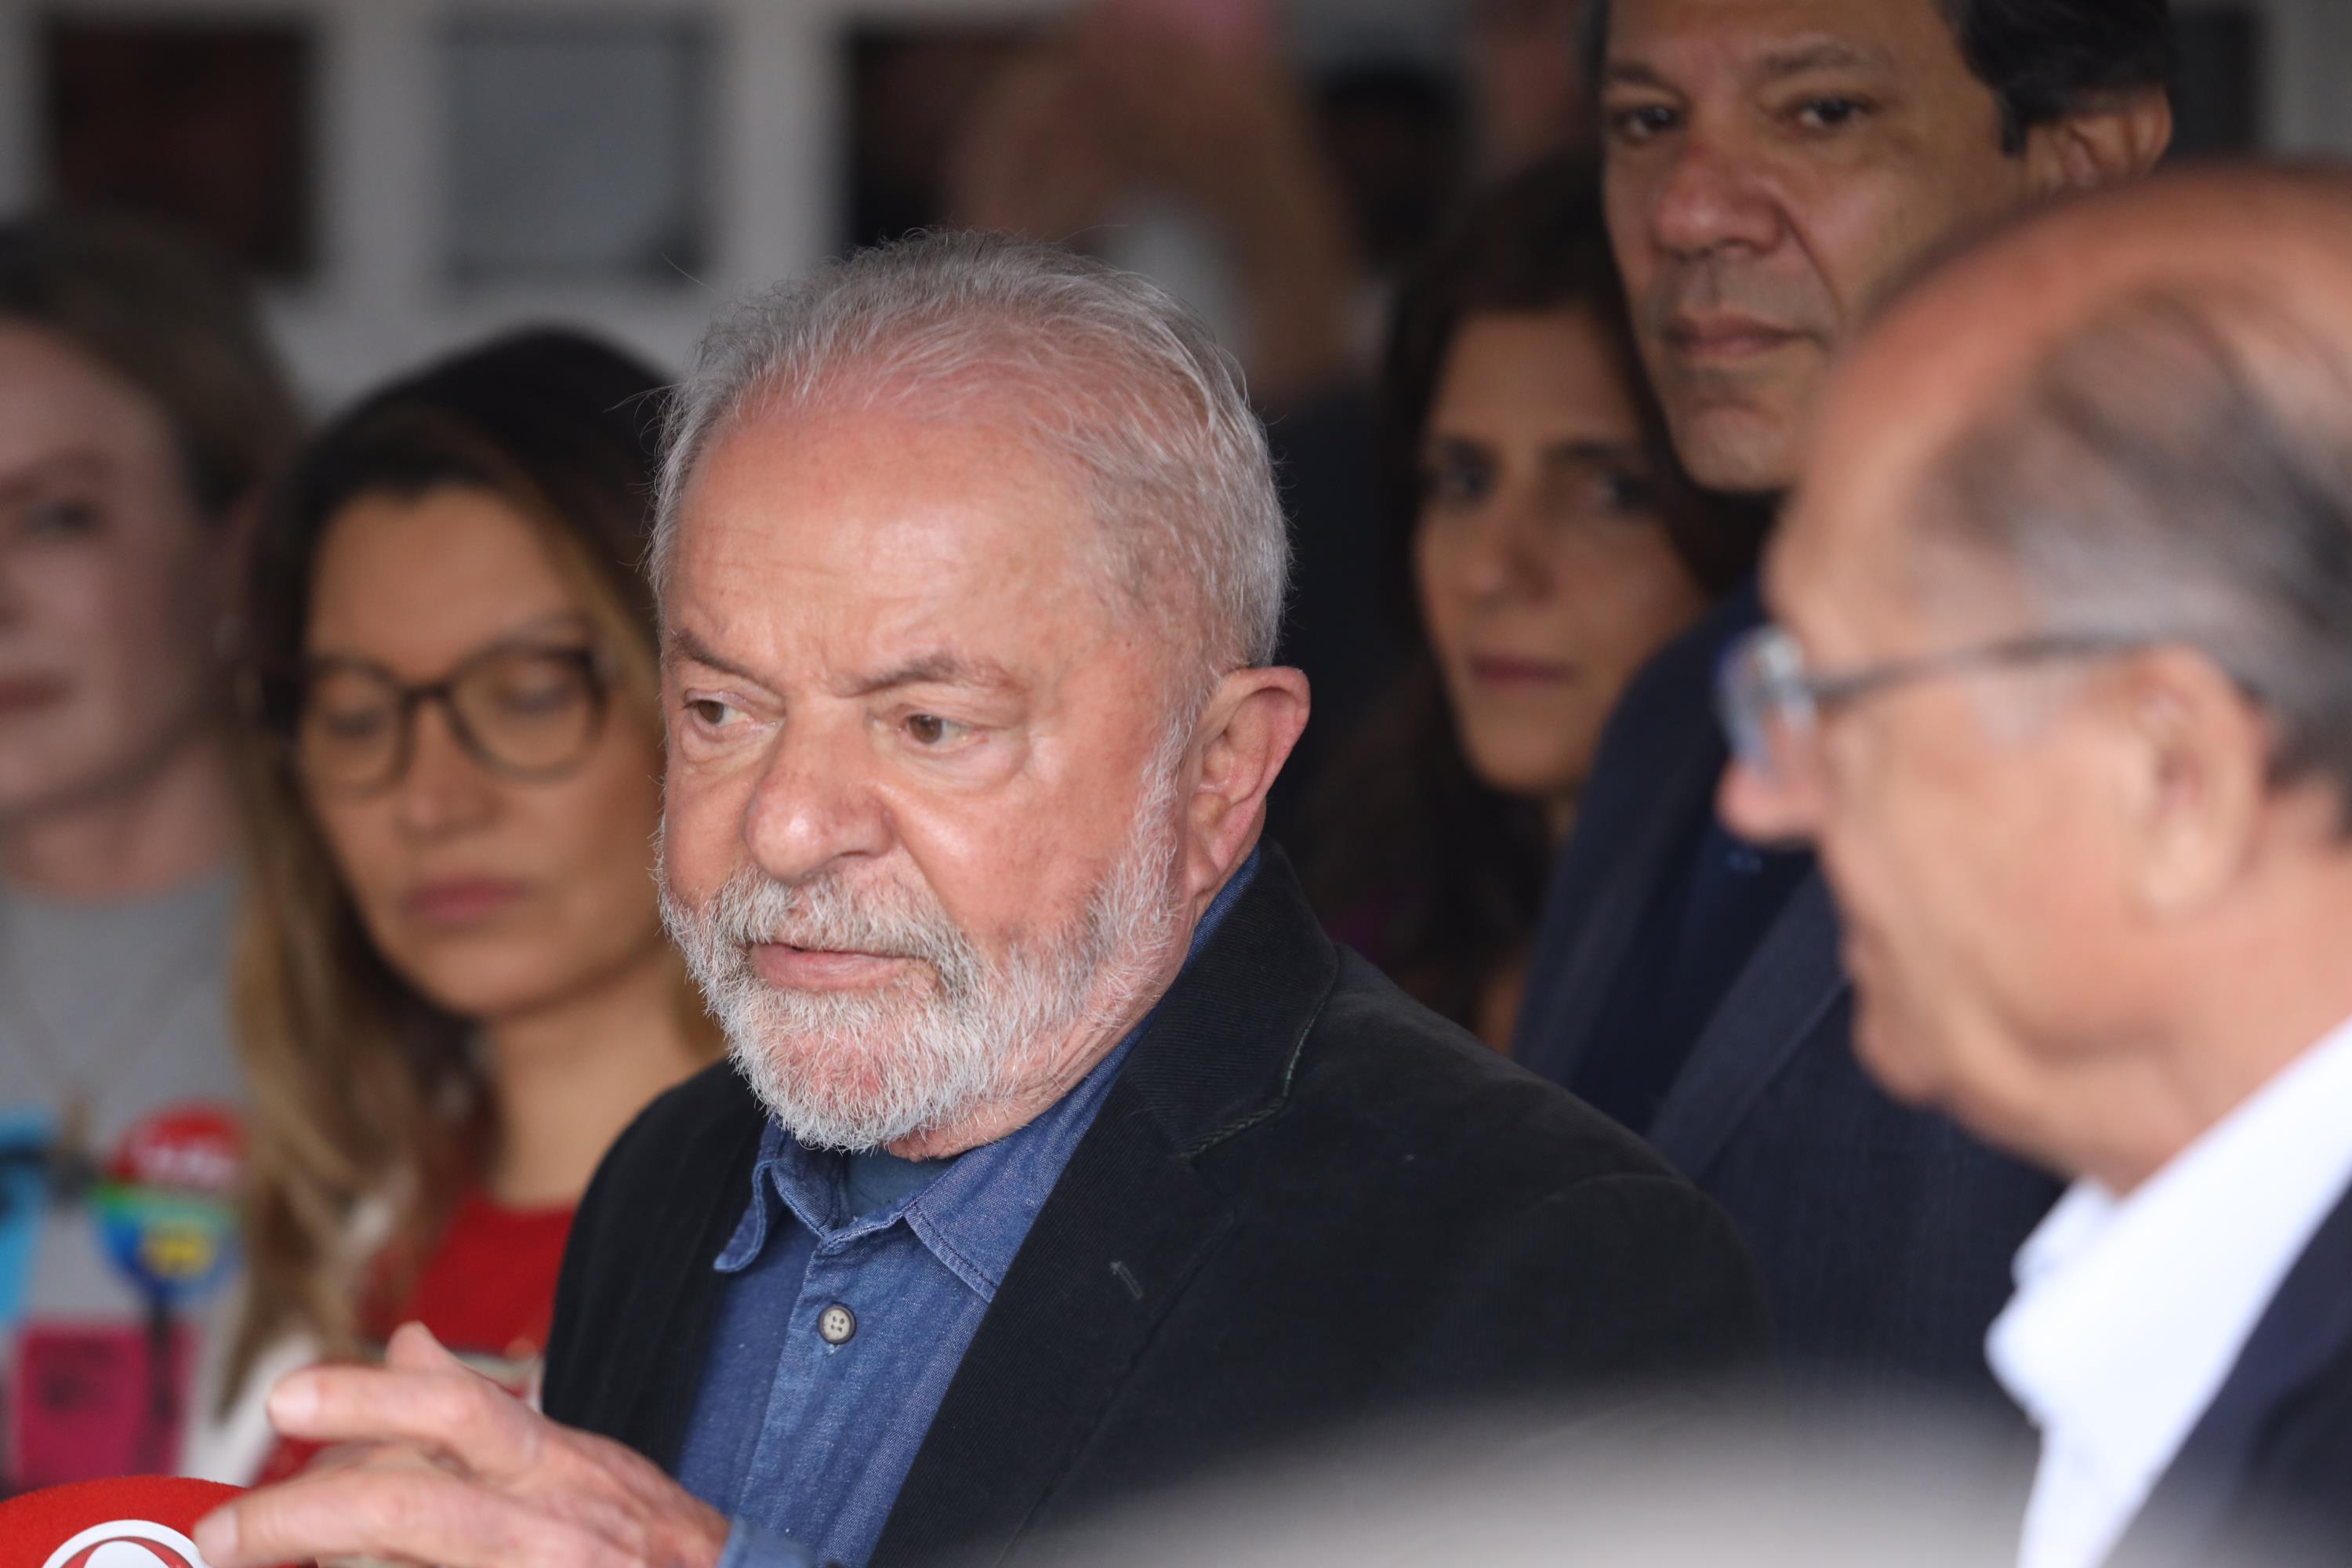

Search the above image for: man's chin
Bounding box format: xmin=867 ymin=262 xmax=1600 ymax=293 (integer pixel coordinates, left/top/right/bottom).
xmin=1663 ymin=401 xmax=1808 ymax=499
xmin=1849 ymin=1003 xmax=1942 ymax=1108
xmin=729 ymin=1043 xmax=947 ymax=1152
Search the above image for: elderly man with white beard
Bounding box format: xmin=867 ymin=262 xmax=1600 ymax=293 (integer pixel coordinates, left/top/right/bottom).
xmin=193 ymin=233 xmax=1770 ymax=1568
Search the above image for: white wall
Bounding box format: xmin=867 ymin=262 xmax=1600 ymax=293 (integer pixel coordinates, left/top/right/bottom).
xmin=0 ymin=0 xmax=2345 ymax=408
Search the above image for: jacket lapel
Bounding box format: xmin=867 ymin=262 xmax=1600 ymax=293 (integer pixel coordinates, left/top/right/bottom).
xmin=867 ymin=1090 xmax=1234 ymax=1568
xmin=1646 ymin=871 xmax=1849 ymax=1181
xmin=619 ymin=1099 xmax=768 ymax=1468
xmin=2114 ymin=1182 xmax=2352 ymax=1563
xmin=871 ymin=851 xmax=1340 ymax=1568
xmin=1518 ymin=679 xmax=1726 ymax=1087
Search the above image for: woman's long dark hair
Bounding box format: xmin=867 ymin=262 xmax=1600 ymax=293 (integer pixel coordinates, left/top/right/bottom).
xmin=1303 ymin=159 xmax=1762 ymax=1038
xmin=224 ymin=329 xmax=715 ymax=1395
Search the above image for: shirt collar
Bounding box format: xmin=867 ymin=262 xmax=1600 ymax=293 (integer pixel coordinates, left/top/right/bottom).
xmin=713 ymin=851 xmax=1262 ymax=1296
xmin=1989 ymin=1007 xmax=2352 ymax=1497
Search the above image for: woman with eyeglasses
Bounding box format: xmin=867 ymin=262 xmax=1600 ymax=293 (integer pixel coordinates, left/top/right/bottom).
xmin=214 ymin=330 xmax=717 ymax=1481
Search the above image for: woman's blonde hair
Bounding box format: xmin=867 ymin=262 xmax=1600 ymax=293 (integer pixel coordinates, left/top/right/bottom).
xmin=223 ymin=332 xmax=713 ymax=1396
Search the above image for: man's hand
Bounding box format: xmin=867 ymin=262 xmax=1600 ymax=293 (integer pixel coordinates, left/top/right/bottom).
xmin=194 ymin=1322 xmax=732 ymax=1568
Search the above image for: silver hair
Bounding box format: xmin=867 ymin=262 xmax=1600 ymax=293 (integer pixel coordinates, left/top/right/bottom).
xmin=1931 ymin=280 xmax=2352 ymax=818
xmin=648 ymin=230 xmax=1290 ymax=673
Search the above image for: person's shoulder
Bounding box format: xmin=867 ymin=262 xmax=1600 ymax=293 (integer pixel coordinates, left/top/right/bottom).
xmin=1191 ymin=951 xmax=1770 ymax=1375
xmin=1618 ymin=581 xmax=1762 ymax=724
xmin=1275 ymin=949 xmax=1682 ymax=1193
xmin=593 ymin=1058 xmax=763 ymax=1190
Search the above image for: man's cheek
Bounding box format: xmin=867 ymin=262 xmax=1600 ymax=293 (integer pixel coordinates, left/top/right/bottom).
xmin=660 ymin=793 xmax=736 ymax=902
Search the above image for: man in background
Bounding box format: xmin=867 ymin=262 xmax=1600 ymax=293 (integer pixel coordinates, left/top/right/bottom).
xmin=1514 ymin=0 xmax=2175 ymax=1398
xmin=1725 ymin=163 xmax=2352 ymax=1568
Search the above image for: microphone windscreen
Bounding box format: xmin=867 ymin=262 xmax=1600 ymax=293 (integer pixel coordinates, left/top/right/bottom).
xmin=0 ymin=1475 xmax=285 ymax=1566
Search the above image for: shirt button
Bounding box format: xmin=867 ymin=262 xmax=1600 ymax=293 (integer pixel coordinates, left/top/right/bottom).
xmin=818 ymin=1304 xmax=858 ymax=1345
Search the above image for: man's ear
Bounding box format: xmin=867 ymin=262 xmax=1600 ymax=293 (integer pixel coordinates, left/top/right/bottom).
xmin=2116 ymin=648 xmax=2267 ymax=919
xmin=1183 ymin=665 xmax=1310 ymax=910
xmin=2025 ymin=87 xmax=2174 ymax=194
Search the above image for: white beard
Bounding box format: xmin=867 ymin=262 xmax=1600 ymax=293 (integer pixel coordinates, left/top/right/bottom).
xmin=659 ymin=751 xmax=1191 ymax=1152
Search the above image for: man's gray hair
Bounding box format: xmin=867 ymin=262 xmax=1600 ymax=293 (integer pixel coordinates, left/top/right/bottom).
xmin=649 ymin=230 xmax=1290 ymax=673
xmin=1930 ymin=279 xmax=2352 ymax=816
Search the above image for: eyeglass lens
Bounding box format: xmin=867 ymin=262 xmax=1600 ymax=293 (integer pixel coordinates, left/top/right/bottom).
xmin=1719 ymin=627 xmax=1820 ymax=787
xmin=295 ymin=648 xmax=604 ymax=790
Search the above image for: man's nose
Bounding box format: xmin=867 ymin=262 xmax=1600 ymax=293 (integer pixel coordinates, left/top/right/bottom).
xmin=1649 ymin=132 xmax=1784 ymax=260
xmin=741 ymin=719 xmax=893 ymax=886
xmin=394 ymin=705 xmax=499 ymax=839
xmin=1717 ymin=750 xmax=1822 ymax=851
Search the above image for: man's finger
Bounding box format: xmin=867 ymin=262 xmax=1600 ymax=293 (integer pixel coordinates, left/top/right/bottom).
xmin=383 ymin=1317 xmax=466 ymax=1374
xmin=265 ymin=1359 xmax=543 ymax=1480
xmin=194 ymin=1465 xmax=614 ymax=1568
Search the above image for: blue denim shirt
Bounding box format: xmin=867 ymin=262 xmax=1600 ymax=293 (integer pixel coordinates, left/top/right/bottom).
xmin=682 ymin=854 xmax=1259 ymax=1568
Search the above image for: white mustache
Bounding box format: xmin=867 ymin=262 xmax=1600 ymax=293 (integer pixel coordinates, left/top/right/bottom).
xmin=690 ymin=863 xmax=984 ymax=995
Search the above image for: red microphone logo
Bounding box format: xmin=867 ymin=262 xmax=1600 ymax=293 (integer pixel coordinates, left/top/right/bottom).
xmin=41 ymin=1519 xmax=208 ymax=1568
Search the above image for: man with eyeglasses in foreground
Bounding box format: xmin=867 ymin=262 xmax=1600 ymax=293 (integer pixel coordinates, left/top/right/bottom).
xmin=1722 ymin=164 xmax=2352 ymax=1568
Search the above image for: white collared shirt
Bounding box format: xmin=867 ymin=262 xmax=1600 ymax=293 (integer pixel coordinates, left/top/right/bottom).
xmin=1988 ymin=1011 xmax=2352 ymax=1568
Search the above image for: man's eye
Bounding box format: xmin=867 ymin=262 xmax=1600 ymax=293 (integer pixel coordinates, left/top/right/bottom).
xmin=1794 ymin=97 xmax=1869 ymax=132
xmin=1606 ymin=103 xmax=1680 ymax=145
xmin=23 ymin=498 xmax=101 ymax=541
xmin=684 ymin=697 xmax=741 ymax=730
xmin=904 ymin=713 xmax=973 ymax=747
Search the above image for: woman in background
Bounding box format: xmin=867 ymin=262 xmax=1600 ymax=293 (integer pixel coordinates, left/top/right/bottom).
xmin=0 ymin=212 xmax=299 ymax=1490
xmin=1307 ymin=161 xmax=1761 ymax=1050
xmin=219 ymin=331 xmax=717 ymax=1479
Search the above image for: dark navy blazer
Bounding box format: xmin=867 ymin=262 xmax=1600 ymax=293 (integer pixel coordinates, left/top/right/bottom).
xmin=546 ymin=851 xmax=1772 ymax=1568
xmin=1512 ymin=589 xmax=2062 ymax=1404
xmin=2114 ymin=1181 xmax=2352 ymax=1564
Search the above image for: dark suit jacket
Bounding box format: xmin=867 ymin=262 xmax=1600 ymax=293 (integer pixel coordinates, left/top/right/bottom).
xmin=1512 ymin=591 xmax=2061 ymax=1403
xmin=543 ymin=853 xmax=1771 ymax=1566
xmin=2116 ymin=1183 xmax=2352 ymax=1566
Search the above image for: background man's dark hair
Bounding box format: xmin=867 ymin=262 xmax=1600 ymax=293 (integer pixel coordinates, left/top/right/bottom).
xmin=1583 ymin=0 xmax=2177 ymax=155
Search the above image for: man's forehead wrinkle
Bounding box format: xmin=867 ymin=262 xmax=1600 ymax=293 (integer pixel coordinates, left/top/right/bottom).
xmin=840 ymin=651 xmax=1028 ymax=700
xmin=1754 ymin=37 xmax=1898 ymax=78
xmin=1602 ymin=57 xmax=1675 ymax=90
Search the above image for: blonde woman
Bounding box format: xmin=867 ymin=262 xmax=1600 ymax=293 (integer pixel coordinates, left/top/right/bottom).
xmin=0 ymin=212 xmax=298 ymax=1490
xmin=214 ymin=332 xmax=717 ymax=1481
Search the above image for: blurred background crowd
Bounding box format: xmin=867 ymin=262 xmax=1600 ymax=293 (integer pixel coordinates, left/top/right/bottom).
xmin=3 ymin=0 xmax=2352 ymax=1538
xmin=0 ymin=0 xmax=2312 ymax=401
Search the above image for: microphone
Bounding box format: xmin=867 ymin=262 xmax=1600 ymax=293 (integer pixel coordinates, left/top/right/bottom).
xmin=0 ymin=1475 xmax=290 ymax=1567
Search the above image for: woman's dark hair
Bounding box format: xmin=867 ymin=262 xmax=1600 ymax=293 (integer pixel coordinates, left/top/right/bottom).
xmin=1304 ymin=159 xmax=1758 ymax=1038
xmin=246 ymin=328 xmax=667 ymax=683
xmin=227 ymin=328 xmax=705 ymax=1399
xmin=0 ymin=209 xmax=299 ymax=521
